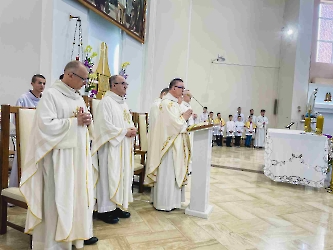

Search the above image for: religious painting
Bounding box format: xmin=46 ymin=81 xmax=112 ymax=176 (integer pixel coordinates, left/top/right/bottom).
xmin=76 ymin=0 xmax=147 ymax=43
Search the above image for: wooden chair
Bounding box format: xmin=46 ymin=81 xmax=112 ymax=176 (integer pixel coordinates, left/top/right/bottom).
xmin=132 ymin=113 xmax=148 ymax=193
xmin=0 ymin=105 xmax=35 ymax=241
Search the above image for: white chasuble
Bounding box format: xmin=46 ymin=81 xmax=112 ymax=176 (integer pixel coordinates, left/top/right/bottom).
xmin=180 ymin=101 xmax=194 ymax=174
xmin=145 ymin=93 xmax=191 ymax=211
xmin=255 ymin=116 xmax=269 ymax=147
xmin=20 ymin=80 xmax=97 ymax=249
xmin=92 ymin=91 xmax=134 ymax=212
xmin=148 ymin=98 xmax=162 ymax=131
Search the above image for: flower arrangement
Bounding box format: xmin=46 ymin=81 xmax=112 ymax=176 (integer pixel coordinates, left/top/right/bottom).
xmin=119 ymin=62 xmax=130 ymax=79
xmin=83 ymin=45 xmax=98 ymax=97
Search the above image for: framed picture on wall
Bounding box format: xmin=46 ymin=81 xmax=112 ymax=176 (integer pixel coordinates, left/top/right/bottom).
xmin=76 ymin=0 xmax=147 ymax=43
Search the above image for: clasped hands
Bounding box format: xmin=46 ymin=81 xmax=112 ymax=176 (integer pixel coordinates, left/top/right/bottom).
xmin=77 ymin=107 xmax=92 ymax=126
xmin=126 ymin=127 xmax=137 ymax=137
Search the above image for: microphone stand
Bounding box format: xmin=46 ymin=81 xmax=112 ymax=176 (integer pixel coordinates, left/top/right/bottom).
xmin=192 ymin=96 xmax=204 ymax=108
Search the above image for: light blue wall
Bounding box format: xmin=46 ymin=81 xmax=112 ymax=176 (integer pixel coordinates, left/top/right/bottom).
xmin=51 ymin=0 xmax=144 ymax=110
xmin=52 ymin=0 xmax=121 ymax=85
xmin=88 ymin=11 xmax=122 ymax=75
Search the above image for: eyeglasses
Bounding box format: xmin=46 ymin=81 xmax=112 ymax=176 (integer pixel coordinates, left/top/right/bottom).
xmin=72 ymin=72 xmax=89 ymax=83
xmin=114 ymin=82 xmax=129 ymax=86
xmin=174 ymin=86 xmax=185 ymax=90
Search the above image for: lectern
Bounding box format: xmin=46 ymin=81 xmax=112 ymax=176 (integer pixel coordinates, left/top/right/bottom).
xmin=185 ymin=124 xmax=213 ymax=218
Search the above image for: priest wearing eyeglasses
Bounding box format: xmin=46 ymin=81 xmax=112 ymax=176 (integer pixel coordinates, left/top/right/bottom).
xmin=20 ymin=61 xmax=98 ymax=249
xmin=92 ymin=75 xmax=136 ymax=224
xmin=146 ymin=78 xmax=192 ymax=211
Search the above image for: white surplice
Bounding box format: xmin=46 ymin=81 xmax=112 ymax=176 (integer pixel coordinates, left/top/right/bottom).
xmin=92 ymin=91 xmax=134 ymax=212
xmin=199 ymin=112 xmax=209 ymax=123
xmin=226 ymin=121 xmax=236 ymax=137
xmin=255 ymin=116 xmax=269 ymax=147
xmin=20 ymin=80 xmax=97 ymax=250
xmin=146 ymin=93 xmax=191 ymax=211
xmin=234 ymin=121 xmax=245 ymax=137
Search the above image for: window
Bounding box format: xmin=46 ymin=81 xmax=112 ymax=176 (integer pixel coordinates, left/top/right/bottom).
xmin=317 ymin=3 xmax=333 ymax=63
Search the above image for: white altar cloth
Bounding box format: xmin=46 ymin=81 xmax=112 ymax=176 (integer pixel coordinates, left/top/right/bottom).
xmin=264 ymin=129 xmax=329 ymax=188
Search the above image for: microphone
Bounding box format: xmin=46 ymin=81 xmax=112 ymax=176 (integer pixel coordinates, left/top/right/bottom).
xmin=285 ymin=122 xmax=295 ymax=129
xmin=192 ymin=96 xmax=204 ymax=108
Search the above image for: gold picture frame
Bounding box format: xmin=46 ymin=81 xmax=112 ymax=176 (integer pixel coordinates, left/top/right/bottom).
xmin=76 ymin=0 xmax=147 ymax=43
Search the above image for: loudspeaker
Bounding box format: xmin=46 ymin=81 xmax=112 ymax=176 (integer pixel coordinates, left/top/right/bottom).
xmin=273 ymin=99 xmax=278 ymax=115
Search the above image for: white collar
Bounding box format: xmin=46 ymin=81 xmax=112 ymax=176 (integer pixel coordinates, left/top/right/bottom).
xmin=164 ymin=93 xmax=178 ymax=102
xmin=105 ymin=91 xmax=125 ymax=104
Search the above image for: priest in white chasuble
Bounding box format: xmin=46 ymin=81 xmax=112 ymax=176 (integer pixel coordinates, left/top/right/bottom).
xmin=255 ymin=109 xmax=269 ymax=148
xmin=180 ymin=90 xmax=197 ymax=174
xmin=149 ymin=87 xmax=169 ymax=130
xmin=92 ymin=75 xmax=137 ymax=224
xmin=20 ymin=61 xmax=98 ymax=250
xmin=146 ymin=78 xmax=193 ymax=211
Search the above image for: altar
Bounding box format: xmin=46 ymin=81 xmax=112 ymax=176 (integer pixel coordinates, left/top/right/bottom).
xmin=264 ymin=129 xmax=329 ymax=188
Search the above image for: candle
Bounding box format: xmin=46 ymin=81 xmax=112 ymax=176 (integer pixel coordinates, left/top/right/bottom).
xmin=304 ymin=117 xmax=311 ymax=132
xmin=316 ymin=114 xmax=324 ymax=135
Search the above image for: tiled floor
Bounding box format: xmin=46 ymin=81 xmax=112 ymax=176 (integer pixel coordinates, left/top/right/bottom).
xmin=211 ymin=146 xmax=265 ymax=173
xmin=2 ymin=147 xmax=333 ymax=250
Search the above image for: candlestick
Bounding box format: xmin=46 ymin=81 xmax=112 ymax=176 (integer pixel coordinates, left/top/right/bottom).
xmin=316 ymin=114 xmax=324 ymax=135
xmin=304 ymin=117 xmax=311 ymax=132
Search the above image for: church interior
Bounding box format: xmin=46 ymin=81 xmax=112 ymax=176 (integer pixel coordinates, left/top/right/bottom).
xmin=1 ymin=0 xmax=333 ymax=249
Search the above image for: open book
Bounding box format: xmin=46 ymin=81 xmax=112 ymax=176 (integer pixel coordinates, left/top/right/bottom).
xmin=187 ymin=122 xmax=214 ymax=132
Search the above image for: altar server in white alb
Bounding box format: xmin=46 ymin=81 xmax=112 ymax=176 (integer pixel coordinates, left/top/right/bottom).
xmin=92 ymin=75 xmax=136 ymax=224
xmin=146 ymin=78 xmax=192 ymax=211
xmin=199 ymin=106 xmax=209 ymax=122
xmin=234 ymin=115 xmax=245 ymax=147
xmin=226 ymin=115 xmax=235 ymax=147
xmin=9 ymin=74 xmax=46 ymax=188
xmin=255 ymin=109 xmax=269 ymax=148
xmin=149 ymin=87 xmax=169 ymax=130
xmin=20 ymin=61 xmax=98 ymax=249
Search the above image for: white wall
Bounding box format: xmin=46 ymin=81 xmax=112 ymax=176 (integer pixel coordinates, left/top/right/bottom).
xmin=291 ymin=0 xmax=315 ymax=123
xmin=276 ymin=0 xmax=315 ymax=129
xmin=276 ymin=0 xmax=300 ymax=128
xmin=52 ymin=0 xmax=89 ymax=82
xmin=141 ymin=0 xmax=192 ymax=111
xmin=187 ymin=0 xmax=285 ymax=126
xmin=142 ymin=0 xmax=285 ymax=127
xmin=121 ymin=33 xmax=145 ymax=111
xmin=0 ymin=0 xmax=44 ymax=105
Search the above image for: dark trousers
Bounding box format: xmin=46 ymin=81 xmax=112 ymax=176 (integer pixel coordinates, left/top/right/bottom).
xmin=216 ymin=135 xmax=223 ymax=146
xmin=245 ymin=135 xmax=252 ymax=147
xmin=226 ymin=136 xmax=232 ymax=147
xmin=234 ymin=136 xmax=241 ymax=146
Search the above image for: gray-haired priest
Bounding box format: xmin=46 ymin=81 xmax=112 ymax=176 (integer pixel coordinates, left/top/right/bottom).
xmin=20 ymin=61 xmax=98 ymax=249
xmin=92 ymin=75 xmax=136 ymax=224
xmin=145 ymin=78 xmax=192 ymax=211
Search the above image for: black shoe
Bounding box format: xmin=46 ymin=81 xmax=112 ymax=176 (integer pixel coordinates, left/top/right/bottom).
xmin=84 ymin=237 xmax=98 ymax=245
xmin=97 ymin=212 xmax=119 ymax=224
xmin=112 ymin=207 xmax=131 ymax=218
